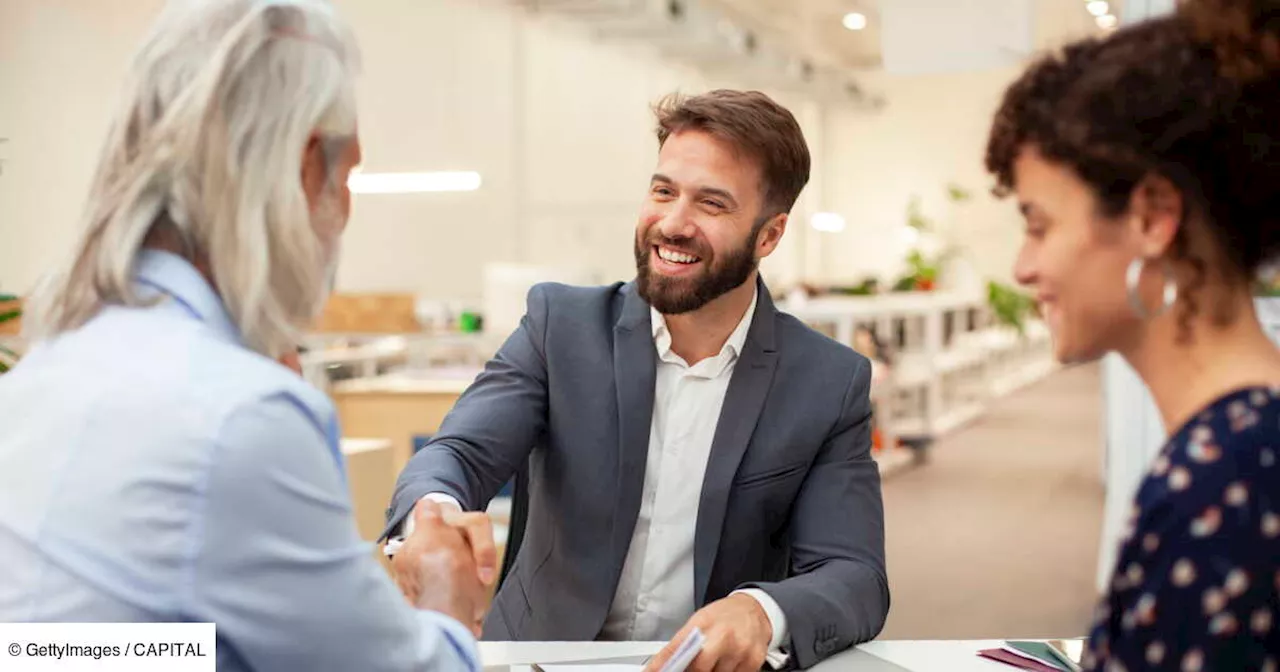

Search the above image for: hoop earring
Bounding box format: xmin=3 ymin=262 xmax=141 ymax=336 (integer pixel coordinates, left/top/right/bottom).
xmin=1126 ymin=257 xmax=1178 ymax=319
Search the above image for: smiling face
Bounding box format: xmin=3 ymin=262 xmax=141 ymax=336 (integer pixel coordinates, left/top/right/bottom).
xmin=634 ymin=129 xmax=785 ymax=314
xmin=1011 ymin=145 xmax=1144 ymax=363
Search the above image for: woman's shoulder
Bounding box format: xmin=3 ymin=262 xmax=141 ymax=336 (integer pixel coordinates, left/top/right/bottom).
xmin=1170 ymin=386 xmax=1280 ymax=460
xmin=1141 ymin=387 xmax=1280 ymax=510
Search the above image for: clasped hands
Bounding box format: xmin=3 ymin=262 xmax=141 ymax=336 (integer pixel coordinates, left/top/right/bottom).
xmin=389 ymin=501 xmax=773 ymax=671
xmin=388 ymin=500 xmax=496 ymax=636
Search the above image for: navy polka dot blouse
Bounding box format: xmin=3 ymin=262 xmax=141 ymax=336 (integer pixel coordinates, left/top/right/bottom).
xmin=1085 ymin=387 xmax=1280 ymax=672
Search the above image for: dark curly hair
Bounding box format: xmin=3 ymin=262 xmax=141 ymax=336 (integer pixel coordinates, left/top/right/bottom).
xmin=985 ymin=0 xmax=1280 ymax=330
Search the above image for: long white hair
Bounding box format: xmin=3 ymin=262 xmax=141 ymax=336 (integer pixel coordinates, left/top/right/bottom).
xmin=24 ymin=0 xmax=359 ymax=357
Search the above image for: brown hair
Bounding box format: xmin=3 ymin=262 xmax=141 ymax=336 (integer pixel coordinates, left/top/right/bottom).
xmin=653 ymin=90 xmax=811 ymax=221
xmin=984 ymin=0 xmax=1280 ymax=330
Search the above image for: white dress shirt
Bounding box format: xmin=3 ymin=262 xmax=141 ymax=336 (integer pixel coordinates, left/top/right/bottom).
xmin=396 ymin=288 xmax=787 ymax=661
xmin=597 ymin=289 xmax=788 ymax=662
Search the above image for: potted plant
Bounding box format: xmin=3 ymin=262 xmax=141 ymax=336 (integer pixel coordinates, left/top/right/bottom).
xmin=893 ymin=250 xmax=940 ymax=292
xmin=0 ymin=293 xmax=20 ymax=374
xmin=987 ymin=281 xmax=1037 ymax=336
xmin=894 ymin=184 xmax=973 ymax=292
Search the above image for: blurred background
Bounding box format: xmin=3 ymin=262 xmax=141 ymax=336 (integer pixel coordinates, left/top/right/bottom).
xmin=7 ymin=0 xmax=1270 ymax=642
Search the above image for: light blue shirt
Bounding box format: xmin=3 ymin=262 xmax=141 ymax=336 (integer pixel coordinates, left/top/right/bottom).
xmin=0 ymin=250 xmax=479 ymax=671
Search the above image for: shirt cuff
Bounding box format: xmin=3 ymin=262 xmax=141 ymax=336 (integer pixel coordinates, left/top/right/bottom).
xmin=733 ymin=588 xmax=789 ymax=668
xmin=383 ymin=493 xmax=465 ymax=558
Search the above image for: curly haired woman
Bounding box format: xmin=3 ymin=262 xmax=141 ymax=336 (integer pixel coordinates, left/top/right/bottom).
xmin=985 ymin=0 xmax=1280 ymax=669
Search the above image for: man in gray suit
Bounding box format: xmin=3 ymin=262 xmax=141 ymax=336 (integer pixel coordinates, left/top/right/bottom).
xmin=384 ymin=90 xmax=888 ymax=670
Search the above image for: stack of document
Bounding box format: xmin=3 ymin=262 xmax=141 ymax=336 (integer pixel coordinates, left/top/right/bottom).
xmin=530 ymin=628 xmax=705 ymax=672
xmin=977 ymin=640 xmax=1083 ymax=672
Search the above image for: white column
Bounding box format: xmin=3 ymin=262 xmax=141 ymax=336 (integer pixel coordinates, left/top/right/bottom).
xmin=1094 ymin=0 xmax=1178 ymax=592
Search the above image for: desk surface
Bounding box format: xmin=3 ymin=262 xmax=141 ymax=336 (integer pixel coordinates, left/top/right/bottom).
xmin=478 ymin=640 xmax=1015 ymax=671
xmin=331 ymin=367 xmax=482 ymax=394
xmin=338 ymin=437 xmax=393 ymax=454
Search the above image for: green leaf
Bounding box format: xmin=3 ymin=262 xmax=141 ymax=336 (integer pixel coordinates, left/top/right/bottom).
xmin=0 ymin=309 xmax=20 ymax=324
xmin=987 ymin=280 xmax=1035 ymax=335
xmin=0 ymin=293 xmax=17 ymax=302
xmin=906 ymin=195 xmax=931 ymax=231
xmin=946 ymin=183 xmax=973 ymax=202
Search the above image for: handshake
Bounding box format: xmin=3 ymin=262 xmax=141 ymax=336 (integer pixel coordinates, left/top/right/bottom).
xmin=389 ymin=501 xmax=778 ymax=672
xmin=388 ymin=500 xmax=497 ymax=637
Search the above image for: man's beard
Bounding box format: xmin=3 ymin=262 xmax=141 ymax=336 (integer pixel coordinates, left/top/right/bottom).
xmin=635 ymin=229 xmax=759 ymax=315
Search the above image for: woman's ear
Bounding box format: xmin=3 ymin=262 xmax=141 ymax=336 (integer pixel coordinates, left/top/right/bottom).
xmin=1127 ymin=174 xmax=1184 ymax=258
xmin=300 ymin=134 xmax=328 ymax=206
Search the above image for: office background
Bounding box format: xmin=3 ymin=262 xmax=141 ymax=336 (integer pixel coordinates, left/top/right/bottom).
xmin=3 ymin=0 xmax=1237 ymax=642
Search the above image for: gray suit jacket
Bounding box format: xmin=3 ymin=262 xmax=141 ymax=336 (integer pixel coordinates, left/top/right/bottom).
xmin=385 ymin=279 xmax=888 ymax=668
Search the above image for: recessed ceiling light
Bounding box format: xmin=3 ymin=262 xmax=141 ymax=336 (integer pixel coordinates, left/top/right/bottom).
xmin=1096 ymin=13 xmax=1118 ymax=30
xmin=842 ymin=12 xmax=867 ymax=31
xmin=1087 ymin=1 xmax=1110 ymax=17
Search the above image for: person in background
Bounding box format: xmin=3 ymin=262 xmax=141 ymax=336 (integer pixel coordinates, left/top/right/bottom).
xmin=384 ymin=90 xmax=889 ymax=671
xmin=985 ymin=0 xmax=1280 ymax=668
xmin=0 ymin=1 xmax=492 ymax=670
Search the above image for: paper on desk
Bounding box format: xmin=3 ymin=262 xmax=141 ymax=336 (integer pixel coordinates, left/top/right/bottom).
xmin=532 ymin=628 xmax=704 ymax=672
xmin=527 ymin=660 xmax=637 ymax=665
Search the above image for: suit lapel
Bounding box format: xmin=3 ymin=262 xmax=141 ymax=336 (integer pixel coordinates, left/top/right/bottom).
xmin=694 ymin=279 xmax=779 ymax=605
xmin=610 ymin=284 xmax=657 ymax=583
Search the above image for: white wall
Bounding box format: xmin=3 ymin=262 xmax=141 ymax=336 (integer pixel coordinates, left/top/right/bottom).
xmin=0 ymin=0 xmax=1029 ymax=303
xmin=815 ymin=66 xmax=1025 ymax=288
xmin=332 ymin=0 xmax=825 ymax=300
xmin=0 ymin=0 xmax=166 ymax=297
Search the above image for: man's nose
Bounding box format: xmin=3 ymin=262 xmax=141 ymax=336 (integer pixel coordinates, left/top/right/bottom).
xmin=656 ymin=205 xmax=696 ymax=241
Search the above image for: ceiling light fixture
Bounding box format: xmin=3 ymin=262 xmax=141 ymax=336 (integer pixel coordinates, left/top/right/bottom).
xmin=1096 ymin=13 xmax=1118 ymax=29
xmin=1086 ymin=1 xmax=1110 ymax=17
xmin=811 ymin=212 xmax=847 ymax=233
xmin=348 ymin=171 xmax=482 ymax=194
xmin=842 ymin=12 xmax=867 ymax=31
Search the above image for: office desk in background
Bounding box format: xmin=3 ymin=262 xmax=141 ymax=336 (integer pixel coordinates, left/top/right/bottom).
xmin=332 ymin=368 xmax=481 ymax=473
xmin=479 ymin=640 xmax=1033 ymax=671
xmin=340 ymin=437 xmax=397 ymax=573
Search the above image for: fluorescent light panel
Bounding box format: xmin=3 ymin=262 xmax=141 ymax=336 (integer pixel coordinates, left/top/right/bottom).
xmin=811 ymin=212 xmax=847 ymax=233
xmin=348 ymin=171 xmax=481 ymax=194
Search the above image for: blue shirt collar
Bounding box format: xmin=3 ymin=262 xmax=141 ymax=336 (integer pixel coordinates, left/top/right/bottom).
xmin=133 ymin=249 xmax=242 ymax=345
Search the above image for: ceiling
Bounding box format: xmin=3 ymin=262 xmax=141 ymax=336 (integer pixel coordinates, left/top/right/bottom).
xmin=505 ymin=0 xmax=1123 ymax=103
xmin=707 ymin=0 xmax=884 ymax=70
xmin=708 ymin=0 xmax=1122 ymax=70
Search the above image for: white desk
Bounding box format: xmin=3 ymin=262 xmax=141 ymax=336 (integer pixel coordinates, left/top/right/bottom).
xmin=479 ymin=640 xmax=1016 ymax=671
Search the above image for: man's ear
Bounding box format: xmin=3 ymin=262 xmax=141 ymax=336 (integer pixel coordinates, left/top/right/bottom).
xmin=756 ymin=213 xmax=788 ymax=258
xmin=300 ymin=134 xmax=327 ymax=207
xmin=1126 ymin=174 xmax=1184 ymax=259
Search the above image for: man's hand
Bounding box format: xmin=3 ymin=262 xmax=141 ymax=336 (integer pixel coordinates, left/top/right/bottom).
xmin=435 ymin=500 xmax=499 ymax=587
xmin=645 ymin=593 xmax=773 ymax=672
xmin=390 ymin=500 xmax=490 ymax=635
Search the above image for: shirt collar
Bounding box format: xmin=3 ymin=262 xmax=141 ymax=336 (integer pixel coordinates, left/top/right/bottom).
xmin=650 ymin=286 xmax=758 ymax=364
xmin=133 ymin=249 xmax=242 ymax=345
